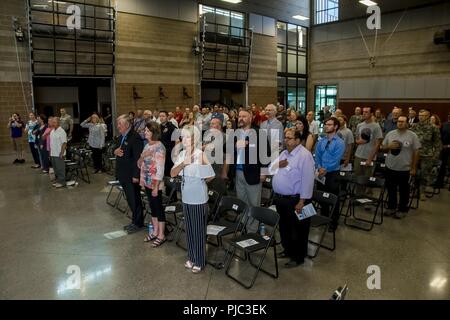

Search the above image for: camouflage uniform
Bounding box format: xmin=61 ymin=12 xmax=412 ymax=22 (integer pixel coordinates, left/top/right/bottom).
xmin=348 ymin=115 xmax=363 ymax=136
xmin=411 ymin=122 xmax=442 ymax=189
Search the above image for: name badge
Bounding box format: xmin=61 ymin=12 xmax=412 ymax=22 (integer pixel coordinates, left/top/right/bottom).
xmin=323 ymin=193 xmax=330 ymax=198
xmin=232 ymin=204 xmax=239 ymax=210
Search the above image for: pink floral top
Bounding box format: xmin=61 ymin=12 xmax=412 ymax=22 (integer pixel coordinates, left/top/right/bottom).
xmin=138 ymin=141 xmax=166 ymax=190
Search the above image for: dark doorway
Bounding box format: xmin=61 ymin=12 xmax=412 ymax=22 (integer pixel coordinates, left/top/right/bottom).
xmin=201 ymin=81 xmax=245 ymax=108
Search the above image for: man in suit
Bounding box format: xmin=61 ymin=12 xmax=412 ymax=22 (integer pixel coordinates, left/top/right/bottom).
xmin=223 ymin=108 xmax=270 ymax=232
xmin=114 ymin=114 xmax=145 ymax=234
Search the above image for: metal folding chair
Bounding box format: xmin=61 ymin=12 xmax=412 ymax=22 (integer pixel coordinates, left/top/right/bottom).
xmin=344 ymin=176 xmax=385 ymax=231
xmin=308 ymin=190 xmax=338 ymax=258
xmin=224 ymin=206 xmax=280 ymax=289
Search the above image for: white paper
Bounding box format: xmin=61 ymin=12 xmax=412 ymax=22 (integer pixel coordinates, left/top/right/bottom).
xmin=323 ymin=192 xmax=330 ymax=198
xmin=207 ymin=225 xmax=227 ymax=236
xmin=360 ymin=161 xmax=374 ymax=167
xmin=295 ymin=203 xmax=317 ymax=221
xmin=104 ymin=230 xmax=127 ymax=239
xmin=356 ymin=198 xmax=372 ymax=204
xmin=165 ymin=206 xmax=176 ymax=212
xmin=232 ymin=204 xmax=239 ymax=210
xmin=237 ymin=239 xmax=259 ymax=248
xmin=369 ymin=177 xmax=376 ymax=182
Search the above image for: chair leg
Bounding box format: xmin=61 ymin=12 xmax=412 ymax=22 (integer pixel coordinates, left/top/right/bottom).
xmin=106 ymin=185 xmax=118 ymax=207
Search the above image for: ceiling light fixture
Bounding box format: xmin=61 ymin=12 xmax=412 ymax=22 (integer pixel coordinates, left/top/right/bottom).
xmin=220 ymin=0 xmax=242 ymax=4
xmin=292 ymin=15 xmax=309 ymax=21
xmin=359 ymin=0 xmax=378 ymax=6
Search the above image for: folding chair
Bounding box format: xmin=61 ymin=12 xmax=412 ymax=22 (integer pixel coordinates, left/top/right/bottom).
xmin=308 ymin=190 xmax=338 ymax=258
xmin=106 ymin=180 xmax=122 ymax=207
xmin=205 ymin=196 xmax=248 ymax=268
xmin=337 ymin=171 xmax=354 ymax=217
xmin=162 ymin=176 xmax=184 ymax=242
xmin=260 ymin=176 xmax=274 ymax=208
xmin=344 ymin=176 xmax=385 ymax=231
xmin=224 ymin=206 xmax=280 ymax=289
xmin=408 ymin=175 xmax=420 ymax=210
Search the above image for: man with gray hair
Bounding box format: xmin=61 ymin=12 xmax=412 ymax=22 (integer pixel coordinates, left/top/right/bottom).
xmin=115 ymin=114 xmax=145 ymax=233
xmin=50 ymin=117 xmax=67 ymax=188
xmin=260 ymin=104 xmax=284 ymax=150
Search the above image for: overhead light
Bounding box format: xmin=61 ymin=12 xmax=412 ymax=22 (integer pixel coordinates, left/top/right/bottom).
xmin=47 ymin=0 xmax=67 ymax=4
xmin=220 ymin=0 xmax=242 ymax=4
xmin=292 ymin=15 xmax=309 ymax=21
xmin=359 ymin=0 xmax=378 ymax=6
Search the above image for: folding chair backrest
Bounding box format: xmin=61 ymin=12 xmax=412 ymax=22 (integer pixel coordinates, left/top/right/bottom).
xmin=366 ymin=176 xmax=385 ymax=188
xmin=248 ymin=206 xmax=279 ymax=228
xmin=312 ymin=190 xmax=338 ymax=208
xmin=262 ymin=176 xmax=273 ymax=189
xmin=214 ymin=196 xmax=248 ymax=222
xmin=164 ymin=176 xmax=182 ymax=191
xmin=338 ymin=171 xmax=353 ymax=182
xmin=207 ymin=189 xmax=221 ymax=217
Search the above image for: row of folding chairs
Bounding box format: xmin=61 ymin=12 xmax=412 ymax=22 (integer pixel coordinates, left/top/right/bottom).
xmin=65 ymin=147 xmax=91 ymax=184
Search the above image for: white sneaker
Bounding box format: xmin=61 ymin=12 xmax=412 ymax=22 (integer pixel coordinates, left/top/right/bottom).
xmin=54 ymin=183 xmax=65 ymax=188
xmin=184 ymin=260 xmax=194 ymax=269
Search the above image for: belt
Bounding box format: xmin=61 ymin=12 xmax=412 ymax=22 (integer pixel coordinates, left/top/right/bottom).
xmin=274 ymin=193 xmax=299 ymax=199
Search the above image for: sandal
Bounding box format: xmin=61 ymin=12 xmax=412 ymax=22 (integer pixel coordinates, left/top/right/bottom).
xmin=192 ymin=266 xmax=202 ymax=273
xmin=185 ymin=260 xmax=194 ymax=269
xmin=144 ymin=234 xmax=158 ymax=242
xmin=152 ymin=237 xmax=166 ymax=247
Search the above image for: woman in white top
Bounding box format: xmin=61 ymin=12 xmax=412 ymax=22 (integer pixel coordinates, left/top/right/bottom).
xmin=171 ymin=125 xmax=215 ymax=273
xmin=81 ymin=114 xmax=106 ymax=173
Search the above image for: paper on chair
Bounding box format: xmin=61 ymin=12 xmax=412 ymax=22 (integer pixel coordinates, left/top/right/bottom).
xmin=207 ymin=225 xmax=227 ymax=235
xmin=236 ymin=239 xmax=259 ymax=248
xmin=165 ymin=206 xmax=176 ymax=212
xmin=356 ymin=198 xmax=372 ymax=203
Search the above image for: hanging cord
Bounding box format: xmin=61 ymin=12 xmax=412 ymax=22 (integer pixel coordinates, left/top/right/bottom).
xmin=378 ymin=9 xmax=408 ymax=52
xmin=356 ymin=21 xmax=373 ymax=58
xmin=13 ymin=19 xmax=30 ymax=115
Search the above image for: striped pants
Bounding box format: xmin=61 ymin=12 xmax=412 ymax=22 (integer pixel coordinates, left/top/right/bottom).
xmin=183 ymin=203 xmax=209 ymax=268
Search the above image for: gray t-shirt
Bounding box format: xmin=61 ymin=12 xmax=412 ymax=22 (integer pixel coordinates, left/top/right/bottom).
xmin=338 ymin=127 xmax=354 ymax=146
xmin=355 ymin=121 xmax=383 ymax=159
xmin=383 ymin=129 xmax=421 ymax=171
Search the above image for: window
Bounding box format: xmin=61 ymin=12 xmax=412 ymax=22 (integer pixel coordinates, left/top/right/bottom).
xmin=276 ymin=21 xmax=307 ymax=114
xmin=200 ymin=4 xmax=245 ymax=36
xmin=315 ymin=85 xmax=337 ymax=114
xmin=315 ymin=0 xmax=339 ymax=25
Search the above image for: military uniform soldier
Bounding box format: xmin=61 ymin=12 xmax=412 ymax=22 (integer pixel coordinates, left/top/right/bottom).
xmin=348 ymin=107 xmax=363 ymax=136
xmin=411 ymin=109 xmax=442 ymax=200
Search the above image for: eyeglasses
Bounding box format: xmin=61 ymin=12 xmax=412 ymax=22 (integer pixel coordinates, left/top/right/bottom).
xmin=284 ymin=137 xmax=295 ymax=140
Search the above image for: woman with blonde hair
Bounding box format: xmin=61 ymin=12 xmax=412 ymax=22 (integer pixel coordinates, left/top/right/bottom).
xmin=81 ymin=113 xmax=106 ymax=173
xmin=171 ymin=125 xmax=215 ymax=273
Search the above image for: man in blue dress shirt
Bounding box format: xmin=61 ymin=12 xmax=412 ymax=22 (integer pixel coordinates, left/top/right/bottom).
xmin=269 ymin=128 xmax=315 ymax=268
xmin=315 ymin=117 xmax=345 ymax=231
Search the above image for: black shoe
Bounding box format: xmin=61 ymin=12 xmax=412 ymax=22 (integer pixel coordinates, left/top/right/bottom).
xmin=284 ymin=259 xmax=303 ymax=268
xmin=277 ymin=251 xmax=289 ymax=259
xmin=123 ymin=223 xmax=133 ymax=230
xmin=20 ymin=159 xmax=25 ymax=163
xmin=127 ymin=224 xmax=145 ymax=234
xmin=13 ymin=159 xmax=19 ymax=164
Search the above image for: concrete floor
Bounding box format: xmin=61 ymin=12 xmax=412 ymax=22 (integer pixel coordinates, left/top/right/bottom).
xmin=0 ymin=154 xmax=449 ymax=300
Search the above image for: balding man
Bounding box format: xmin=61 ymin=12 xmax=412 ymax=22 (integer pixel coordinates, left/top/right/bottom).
xmin=384 ymin=107 xmax=401 ymax=134
xmin=260 ymin=104 xmax=284 ymax=149
xmin=115 ymin=115 xmax=145 ymax=233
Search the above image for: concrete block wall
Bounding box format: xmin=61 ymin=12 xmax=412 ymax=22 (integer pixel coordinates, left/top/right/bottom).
xmin=308 ymin=2 xmax=450 ymax=120
xmin=248 ymin=33 xmax=277 ymax=107
xmin=0 ymin=0 xmax=32 ymax=154
xmin=115 ymin=12 xmax=200 ymax=114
